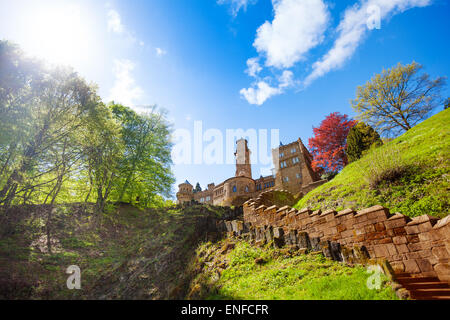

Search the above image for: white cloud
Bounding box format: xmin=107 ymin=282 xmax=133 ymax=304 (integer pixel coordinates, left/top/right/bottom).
xmin=240 ymin=70 xmax=295 ymax=105
xmin=245 ymin=57 xmax=262 ymax=77
xmin=254 ymin=0 xmax=329 ymax=69
xmin=241 ymin=0 xmax=431 ymax=105
xmin=156 ymin=47 xmax=167 ymax=57
xmin=217 ymin=0 xmax=257 ymax=16
xmin=278 ymin=70 xmax=294 ymax=88
xmin=106 ymin=5 xmax=142 ymax=45
xmin=241 ymin=0 xmax=327 ymax=105
xmin=107 ymin=8 xmax=124 ymax=34
xmin=240 ymin=81 xmax=281 ymax=105
xmin=304 ymin=0 xmax=431 ymax=86
xmin=109 ymin=59 xmax=144 ymax=107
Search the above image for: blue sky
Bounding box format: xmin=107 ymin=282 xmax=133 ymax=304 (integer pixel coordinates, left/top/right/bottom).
xmin=0 ymin=0 xmax=449 ymax=197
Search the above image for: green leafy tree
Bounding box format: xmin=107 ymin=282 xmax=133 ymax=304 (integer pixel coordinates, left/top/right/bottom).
xmin=346 ymin=122 xmax=382 ymax=163
xmin=79 ymin=103 xmax=123 ymax=213
xmin=351 ymin=62 xmax=446 ymax=137
xmin=0 ymin=41 xmax=175 ymax=212
xmin=0 ymin=42 xmax=40 ymax=197
xmin=110 ymin=104 xmax=174 ymax=207
xmin=0 ymin=41 xmax=100 ymax=208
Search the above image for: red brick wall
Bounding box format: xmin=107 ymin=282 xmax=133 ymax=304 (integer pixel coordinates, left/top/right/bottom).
xmin=243 ymin=200 xmax=450 ymax=283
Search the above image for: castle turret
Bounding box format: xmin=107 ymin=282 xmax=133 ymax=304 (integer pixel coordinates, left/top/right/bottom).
xmin=235 ymin=138 xmax=252 ymax=178
xmin=176 ymin=180 xmax=194 ymax=204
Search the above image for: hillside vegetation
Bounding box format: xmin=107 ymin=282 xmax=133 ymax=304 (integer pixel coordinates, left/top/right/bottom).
xmin=187 ymin=240 xmax=397 ymax=300
xmin=0 ymin=203 xmax=234 ymax=299
xmin=0 ymin=203 xmax=398 ymax=300
xmin=295 ymin=109 xmax=450 ymax=218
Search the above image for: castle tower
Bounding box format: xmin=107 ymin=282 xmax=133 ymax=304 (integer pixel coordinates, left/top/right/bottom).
xmin=235 ymin=138 xmax=252 ymax=178
xmin=272 ymin=137 xmax=321 ymax=195
xmin=176 ymin=180 xmax=193 ymax=204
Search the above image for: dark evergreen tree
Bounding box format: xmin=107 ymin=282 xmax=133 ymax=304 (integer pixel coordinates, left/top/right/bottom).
xmin=346 ymin=122 xmax=382 ymax=163
xmin=194 ymin=182 xmax=202 ymax=193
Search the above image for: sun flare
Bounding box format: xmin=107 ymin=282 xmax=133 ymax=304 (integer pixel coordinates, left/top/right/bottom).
xmin=23 ymin=4 xmax=92 ymax=67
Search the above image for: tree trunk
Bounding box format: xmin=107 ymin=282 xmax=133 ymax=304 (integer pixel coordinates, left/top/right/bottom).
xmin=46 ymin=207 xmax=54 ymax=254
xmin=0 ymin=143 xmax=16 ymax=180
xmin=84 ymin=167 xmax=93 ymax=203
xmin=118 ymin=168 xmax=135 ymax=203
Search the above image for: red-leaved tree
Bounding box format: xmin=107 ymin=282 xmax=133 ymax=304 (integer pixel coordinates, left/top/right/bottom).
xmin=308 ymin=112 xmax=357 ymax=174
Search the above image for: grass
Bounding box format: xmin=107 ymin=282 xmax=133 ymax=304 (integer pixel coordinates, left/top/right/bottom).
xmin=189 ymin=241 xmax=397 ymax=300
xmin=295 ymin=108 xmax=450 ymax=218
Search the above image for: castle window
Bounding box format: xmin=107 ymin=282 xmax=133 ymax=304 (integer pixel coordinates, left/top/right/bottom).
xmin=200 ymin=198 xmax=204 ymax=202
xmin=279 ymin=152 xmax=284 ymax=158
xmin=206 ymin=196 xmax=211 ymax=201
xmin=293 ymin=157 xmax=300 ymax=164
xmin=280 ymin=161 xmax=287 ymax=168
xmin=296 ymin=173 xmax=302 ymax=179
xmin=245 ymin=186 xmax=249 ymax=192
xmin=232 ymin=186 xmax=237 ymax=193
xmin=283 ymin=176 xmax=289 ymax=182
xmin=291 ymin=148 xmax=296 ymax=153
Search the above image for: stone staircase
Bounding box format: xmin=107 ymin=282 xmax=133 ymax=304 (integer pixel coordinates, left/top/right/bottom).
xmin=394 ymin=272 xmax=450 ymax=300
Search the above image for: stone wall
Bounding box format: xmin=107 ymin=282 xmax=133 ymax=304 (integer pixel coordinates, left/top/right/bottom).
xmin=241 ymin=199 xmax=450 ymax=283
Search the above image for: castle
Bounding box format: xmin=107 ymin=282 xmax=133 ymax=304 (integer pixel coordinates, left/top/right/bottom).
xmin=176 ymin=138 xmax=326 ymax=206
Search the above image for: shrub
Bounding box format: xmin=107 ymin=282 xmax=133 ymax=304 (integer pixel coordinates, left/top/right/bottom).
xmin=362 ymin=148 xmax=411 ymax=189
xmin=321 ymin=172 xmax=338 ymax=181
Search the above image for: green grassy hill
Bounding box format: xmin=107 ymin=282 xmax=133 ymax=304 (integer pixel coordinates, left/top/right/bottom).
xmin=295 ymin=108 xmax=450 ymax=218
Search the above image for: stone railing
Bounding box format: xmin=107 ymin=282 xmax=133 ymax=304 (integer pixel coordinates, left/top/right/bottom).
xmin=239 ymin=200 xmax=450 ymax=283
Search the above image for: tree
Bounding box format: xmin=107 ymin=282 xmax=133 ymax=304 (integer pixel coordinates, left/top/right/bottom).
xmin=445 ymin=97 xmax=450 ymax=109
xmin=0 ymin=41 xmax=175 ymax=212
xmin=0 ymin=43 xmax=100 ymax=209
xmin=308 ymin=112 xmax=356 ymax=174
xmin=193 ymin=182 xmax=202 ymax=193
xmin=0 ymin=41 xmax=41 ymax=200
xmin=351 ymin=62 xmax=446 ymax=137
xmin=110 ymin=104 xmax=174 ymax=207
xmin=346 ymin=122 xmax=382 ymax=163
xmin=79 ymin=103 xmax=123 ymax=213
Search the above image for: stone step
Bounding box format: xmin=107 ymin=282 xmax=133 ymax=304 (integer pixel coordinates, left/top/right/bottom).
xmin=394 ymin=271 xmax=450 ymax=300
xmin=402 ymin=282 xmax=449 ymax=290
xmin=396 ymin=276 xmax=440 ymax=284
xmin=409 ymin=288 xmax=450 ymax=299
xmin=412 ymin=295 xmax=450 ymax=300
xmin=394 ymin=272 xmax=411 ymax=278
